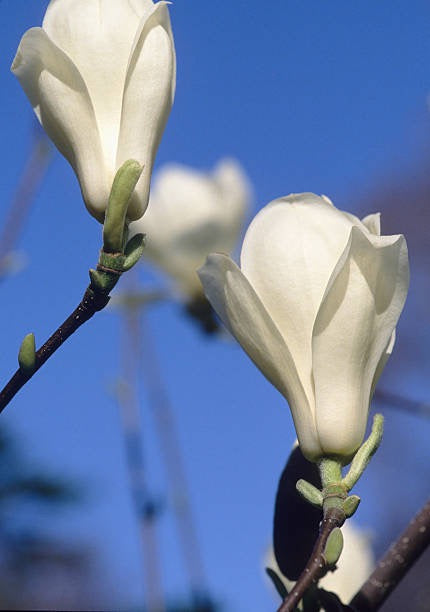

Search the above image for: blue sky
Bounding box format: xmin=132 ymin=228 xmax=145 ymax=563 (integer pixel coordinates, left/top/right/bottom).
xmin=0 ymin=1 xmax=429 ymax=610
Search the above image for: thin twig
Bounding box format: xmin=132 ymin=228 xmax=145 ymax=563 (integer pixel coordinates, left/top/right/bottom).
xmin=277 ymin=507 xmax=345 ymax=612
xmin=350 ymin=498 xmax=430 ymax=611
xmin=0 ymin=158 xmax=143 ymax=414
xmin=0 ymin=286 xmax=109 ymax=413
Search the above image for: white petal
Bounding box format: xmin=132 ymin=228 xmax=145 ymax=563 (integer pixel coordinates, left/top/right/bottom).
xmin=139 ymin=164 xmax=222 ymax=242
xmin=117 ymin=3 xmax=176 ymax=220
xmin=342 ymin=210 xmax=373 ymax=233
xmin=197 ymin=254 xmax=235 ymax=334
xmin=240 ymin=193 xmax=354 ymax=406
xmin=198 ymin=254 xmax=322 ymax=460
xmin=361 ymin=212 xmax=381 ymax=236
xmin=42 ymin=0 xmax=154 ymax=173
xmin=312 ymin=226 xmax=409 ymax=457
xmin=321 ymin=195 xmax=335 ymax=206
xmin=131 ymin=164 xmax=230 ymax=294
xmin=11 ymin=27 xmax=108 ymax=221
xmin=122 ymin=0 xmax=157 ymax=17
xmin=370 ymin=329 xmax=395 ymax=397
xmin=141 ymin=159 xmax=248 ymax=247
xmin=212 ymin=158 xmax=252 ymax=236
xmin=131 ymin=158 xmax=250 ymax=295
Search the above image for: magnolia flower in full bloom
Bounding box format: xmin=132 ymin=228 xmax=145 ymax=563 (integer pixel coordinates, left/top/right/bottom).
xmin=12 ymin=0 xmax=176 ymax=223
xmin=199 ymin=193 xmax=409 ymax=461
xmin=130 ymin=159 xmax=251 ymax=298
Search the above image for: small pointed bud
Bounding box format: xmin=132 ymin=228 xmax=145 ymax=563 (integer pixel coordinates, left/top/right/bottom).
xmin=324 ymin=527 xmax=344 ymax=566
xmin=18 ymin=333 xmax=36 ymax=374
xmin=296 ymin=479 xmax=323 ymax=507
xmin=123 ymin=233 xmax=145 ymax=271
xmin=343 ymin=414 xmax=384 ymax=491
xmin=343 ymin=495 xmax=361 ymax=517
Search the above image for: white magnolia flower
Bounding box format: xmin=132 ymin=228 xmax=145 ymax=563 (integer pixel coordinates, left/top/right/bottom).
xmin=12 ymin=0 xmax=176 ymax=223
xmin=266 ymin=521 xmax=374 ymax=604
xmin=130 ymin=159 xmax=251 ymax=297
xmin=199 ymin=193 xmax=409 ymax=461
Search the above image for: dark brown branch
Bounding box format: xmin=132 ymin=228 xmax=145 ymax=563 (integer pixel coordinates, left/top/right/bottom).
xmin=350 ymin=498 xmax=430 ymax=611
xmin=277 ymin=507 xmax=345 ymax=612
xmin=0 ymin=286 xmax=109 ymax=413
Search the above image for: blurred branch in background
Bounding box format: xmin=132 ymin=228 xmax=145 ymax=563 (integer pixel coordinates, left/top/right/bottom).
xmin=113 ymin=286 xmax=217 ymax=611
xmin=0 ymin=123 xmax=52 ymax=279
xmin=116 ymin=293 xmax=166 ymax=612
xmin=374 ymin=388 xmax=430 ymax=419
xmin=139 ymin=304 xmax=215 ymax=611
xmin=350 ymin=499 xmax=430 ymax=611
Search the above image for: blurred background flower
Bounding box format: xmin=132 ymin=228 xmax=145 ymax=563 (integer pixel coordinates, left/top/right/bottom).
xmin=130 ymin=159 xmax=252 ymax=333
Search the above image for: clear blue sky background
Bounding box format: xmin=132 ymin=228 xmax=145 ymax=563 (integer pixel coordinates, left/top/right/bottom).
xmin=0 ymin=1 xmax=430 ymax=610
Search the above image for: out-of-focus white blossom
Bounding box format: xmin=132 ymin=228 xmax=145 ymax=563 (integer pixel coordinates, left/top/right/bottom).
xmin=12 ymin=0 xmax=176 ymax=223
xmin=199 ymin=193 xmax=409 ymax=461
xmin=130 ymin=159 xmax=251 ymax=297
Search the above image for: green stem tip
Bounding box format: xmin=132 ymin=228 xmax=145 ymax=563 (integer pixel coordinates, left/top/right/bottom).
xmin=103 ymin=160 xmax=143 ymax=254
xmin=342 ymin=414 xmax=384 ymax=491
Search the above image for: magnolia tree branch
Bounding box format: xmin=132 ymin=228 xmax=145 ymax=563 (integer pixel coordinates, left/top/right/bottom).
xmin=350 ymin=498 xmax=430 ymax=611
xmin=0 ymin=285 xmax=110 ymax=413
xmin=276 ymin=507 xmax=346 ymax=612
xmin=0 ymin=160 xmax=145 ymax=415
xmin=276 ymin=419 xmax=384 ymax=611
